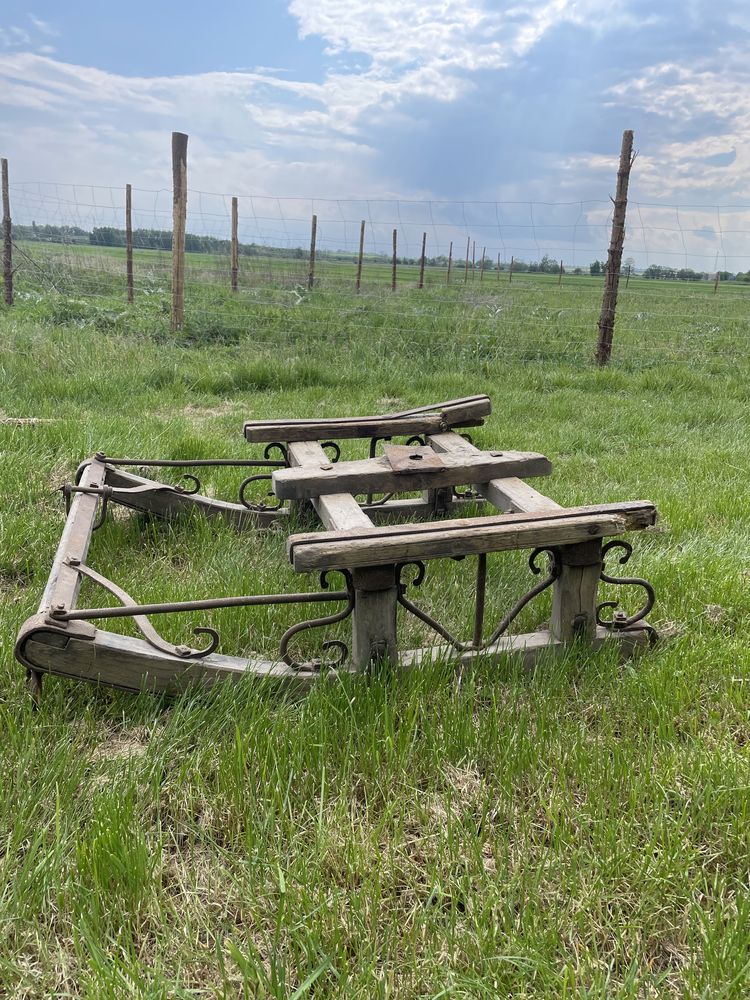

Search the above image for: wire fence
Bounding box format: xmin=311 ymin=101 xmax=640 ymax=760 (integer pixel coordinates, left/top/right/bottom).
xmin=4 ymin=177 xmax=750 ymax=368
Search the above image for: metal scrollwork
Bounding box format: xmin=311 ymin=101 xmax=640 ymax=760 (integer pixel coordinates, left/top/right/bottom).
xmin=278 ymin=570 xmax=355 ymax=670
xmin=396 ymin=547 xmax=560 ymax=653
xmin=174 ymin=473 xmax=201 ymax=495
xmin=239 ymin=473 xmax=284 ymax=512
xmin=321 ymin=441 xmax=341 ymax=463
xmin=60 ymin=561 xmax=219 ymax=658
xmin=263 ymin=442 xmax=289 ymax=466
xmin=596 ymin=540 xmax=655 ymax=630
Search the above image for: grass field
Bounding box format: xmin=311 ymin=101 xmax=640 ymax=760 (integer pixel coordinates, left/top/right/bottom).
xmin=1 ymin=267 xmax=749 ymax=998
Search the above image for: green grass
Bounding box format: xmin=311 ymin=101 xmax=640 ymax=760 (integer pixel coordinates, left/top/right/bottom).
xmin=1 ymin=271 xmax=749 ymax=998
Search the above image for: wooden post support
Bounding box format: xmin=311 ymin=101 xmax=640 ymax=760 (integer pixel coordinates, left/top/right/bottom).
xmin=231 ymin=196 xmax=239 ymax=293
xmin=509 ymin=255 xmax=514 ymax=283
xmin=391 ymin=228 xmax=397 ymax=291
xmin=447 ymin=240 xmax=453 ymax=284
xmin=550 ymin=540 xmax=603 ymax=642
xmin=625 ymin=264 xmax=631 ymax=289
xmin=308 ymin=213 xmax=317 ymax=290
xmin=497 ymin=253 xmax=501 ymax=281
xmin=464 ymin=237 xmax=470 ymax=283
xmin=125 ymin=183 xmax=134 ymax=304
xmin=471 ymin=240 xmax=476 ymax=280
xmin=558 ymin=259 xmax=563 ymax=286
xmin=418 ymin=232 xmax=426 ymax=289
xmin=479 ymin=246 xmax=486 ymax=281
xmin=351 ymin=566 xmax=398 ymax=669
xmin=596 ymin=129 xmax=635 ymax=365
xmin=356 ymin=219 xmax=365 ymax=293
xmin=714 ymin=271 xmax=720 ymax=294
xmin=170 ymin=132 xmax=188 ymax=331
xmin=2 ymin=158 xmax=13 ymax=306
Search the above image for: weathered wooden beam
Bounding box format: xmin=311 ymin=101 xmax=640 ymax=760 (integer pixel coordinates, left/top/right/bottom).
xmin=288 ymin=501 xmax=656 ymax=571
xmin=243 ymin=395 xmax=491 ymax=443
xmin=274 ymin=449 xmax=552 ymax=501
xmin=428 ymin=431 xmax=560 ymax=513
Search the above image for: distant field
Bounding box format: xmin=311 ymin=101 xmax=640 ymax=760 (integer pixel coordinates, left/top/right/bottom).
xmin=1 ymin=264 xmax=749 ymax=996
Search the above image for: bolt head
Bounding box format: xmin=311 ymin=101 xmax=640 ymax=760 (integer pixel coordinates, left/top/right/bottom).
xmin=320 ymin=464 xmax=333 ymax=471
xmin=68 ymin=557 xmax=80 ymax=566
xmin=490 ymin=451 xmax=504 ymax=457
xmin=174 ymin=644 xmax=191 ymax=657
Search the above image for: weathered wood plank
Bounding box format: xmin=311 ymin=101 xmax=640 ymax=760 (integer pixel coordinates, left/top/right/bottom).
xmin=17 ymin=626 xmax=319 ymax=695
xmin=550 ymin=540 xmax=603 ymax=641
xmin=273 ymin=449 xmax=552 ymax=501
xmin=288 ymin=502 xmax=656 ymax=572
xmin=244 ymin=395 xmax=491 ymax=443
xmin=428 ymin=431 xmax=560 ymax=513
xmin=401 ymin=626 xmax=652 ymax=672
xmin=286 ymin=441 xmax=373 ymax=532
xmin=41 ymin=458 xmax=107 ymax=615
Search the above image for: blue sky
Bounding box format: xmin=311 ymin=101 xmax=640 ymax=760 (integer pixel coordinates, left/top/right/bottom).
xmin=2 ymin=1 xmax=750 ymax=269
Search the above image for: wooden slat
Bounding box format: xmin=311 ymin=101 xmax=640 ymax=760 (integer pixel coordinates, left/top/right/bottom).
xmin=287 ymin=501 xmax=656 ymax=571
xmin=286 ymin=441 xmax=373 ymax=532
xmin=244 ymin=395 xmax=491 ymax=443
xmin=427 ymin=431 xmax=561 ymax=513
xmin=273 ymin=449 xmax=552 ymax=501
xmin=40 ymin=458 xmax=107 ymax=615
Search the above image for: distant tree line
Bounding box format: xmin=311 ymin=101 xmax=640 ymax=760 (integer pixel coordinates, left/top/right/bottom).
xmin=10 ymin=223 xmax=750 ymax=280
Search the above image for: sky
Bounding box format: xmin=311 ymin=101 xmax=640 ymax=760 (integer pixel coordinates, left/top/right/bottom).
xmin=2 ymin=0 xmax=750 ymax=269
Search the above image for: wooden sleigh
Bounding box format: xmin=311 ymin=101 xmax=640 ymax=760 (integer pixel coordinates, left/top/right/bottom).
xmin=16 ymin=395 xmax=658 ymax=701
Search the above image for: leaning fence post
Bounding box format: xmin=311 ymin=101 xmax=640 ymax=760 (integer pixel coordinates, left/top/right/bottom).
xmin=170 ymin=132 xmax=188 ymax=331
xmin=418 ymin=232 xmax=426 ymax=289
xmin=479 ymin=246 xmax=486 ymax=282
xmin=391 ymin=228 xmax=397 ymax=291
xmin=447 ymin=240 xmax=453 ymax=284
xmin=125 ymin=183 xmax=134 ymax=304
xmin=713 ymin=271 xmax=720 ymax=294
xmin=596 ymin=129 xmax=635 ymax=365
xmin=2 ymin=158 xmax=12 ymax=306
xmin=471 ymin=241 xmax=476 ymax=280
xmin=464 ymin=237 xmax=470 ymax=283
xmin=231 ymin=196 xmax=239 ymax=293
xmin=355 ymin=219 xmax=365 ymax=293
xmin=308 ymin=213 xmax=317 ymax=290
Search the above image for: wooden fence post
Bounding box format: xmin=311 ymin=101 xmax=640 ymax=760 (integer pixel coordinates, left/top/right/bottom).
xmin=471 ymin=240 xmax=476 ymax=280
xmin=308 ymin=213 xmax=317 ymax=290
xmin=447 ymin=240 xmax=453 ymax=284
xmin=625 ymin=263 xmax=631 ymax=289
xmin=464 ymin=237 xmax=470 ymax=283
xmin=125 ymin=183 xmax=134 ymax=304
xmin=479 ymin=246 xmax=486 ymax=281
xmin=497 ymin=253 xmax=501 ymax=281
xmin=558 ymin=259 xmax=563 ymax=286
xmin=713 ymin=271 xmax=720 ymax=294
xmin=170 ymin=132 xmax=188 ymax=331
xmin=356 ymin=219 xmax=365 ymax=293
xmin=509 ymin=255 xmax=514 ymax=283
xmin=231 ymin=196 xmax=239 ymax=293
xmin=391 ymin=228 xmax=397 ymax=291
xmin=2 ymin=158 xmax=13 ymax=306
xmin=596 ymin=129 xmax=635 ymax=365
xmin=418 ymin=232 xmax=426 ymax=289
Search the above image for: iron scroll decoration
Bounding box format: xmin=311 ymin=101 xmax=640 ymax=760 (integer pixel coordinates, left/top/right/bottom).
xmin=595 ymin=540 xmax=656 ymax=629
xmin=396 ymin=547 xmax=561 ymax=653
xmin=50 ymin=560 xmax=355 ymax=668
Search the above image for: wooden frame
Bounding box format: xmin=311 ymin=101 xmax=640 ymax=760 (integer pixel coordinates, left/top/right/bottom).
xmin=16 ymin=396 xmax=658 ymax=700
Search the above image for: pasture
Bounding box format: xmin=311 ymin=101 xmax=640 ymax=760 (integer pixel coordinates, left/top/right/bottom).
xmin=1 ymin=261 xmax=749 ymax=997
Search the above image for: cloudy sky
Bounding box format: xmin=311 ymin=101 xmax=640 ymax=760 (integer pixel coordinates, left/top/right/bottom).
xmin=2 ymin=0 xmax=749 ymax=268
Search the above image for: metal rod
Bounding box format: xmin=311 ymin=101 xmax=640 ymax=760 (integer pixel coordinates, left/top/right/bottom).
xmin=473 ymin=553 xmax=486 ymax=647
xmin=95 ymin=457 xmax=285 ymax=468
xmin=54 ymin=589 xmax=351 ymax=623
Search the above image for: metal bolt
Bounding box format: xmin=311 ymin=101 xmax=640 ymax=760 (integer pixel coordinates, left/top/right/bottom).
xmin=490 ymin=451 xmax=504 ymax=457
xmin=320 ymin=464 xmax=333 ymax=471
xmin=409 ymin=453 xmax=423 ymax=461
xmin=94 ymin=451 xmax=107 ymax=462
xmin=174 ymin=644 xmax=191 ymax=657
xmin=68 ymin=557 xmax=80 ymax=566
